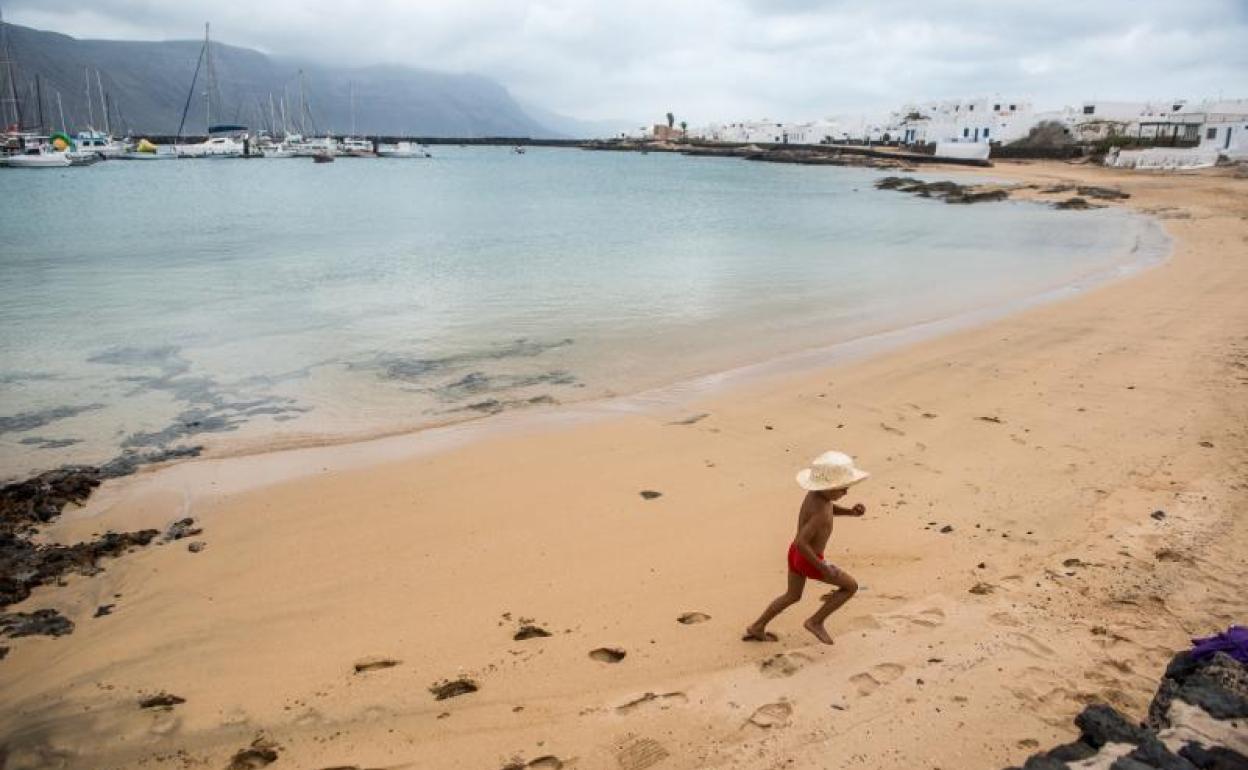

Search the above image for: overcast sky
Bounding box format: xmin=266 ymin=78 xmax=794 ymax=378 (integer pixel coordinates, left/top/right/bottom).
xmin=7 ymin=0 xmax=1247 ymax=125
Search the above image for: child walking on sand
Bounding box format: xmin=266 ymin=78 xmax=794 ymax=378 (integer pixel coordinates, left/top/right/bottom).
xmin=745 ymin=451 xmax=869 ymax=645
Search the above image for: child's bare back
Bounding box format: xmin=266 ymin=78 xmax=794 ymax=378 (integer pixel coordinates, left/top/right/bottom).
xmin=745 ymin=451 xmax=869 ymax=645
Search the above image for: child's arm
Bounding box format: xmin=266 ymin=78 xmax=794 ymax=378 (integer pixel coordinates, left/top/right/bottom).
xmin=833 ymin=503 xmax=866 ymax=516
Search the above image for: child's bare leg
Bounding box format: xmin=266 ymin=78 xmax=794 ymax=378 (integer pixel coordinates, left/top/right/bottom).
xmin=745 ymin=572 xmax=805 ymax=641
xmin=803 ymin=569 xmax=858 ymax=645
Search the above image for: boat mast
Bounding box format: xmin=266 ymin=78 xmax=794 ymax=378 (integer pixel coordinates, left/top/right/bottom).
xmin=350 ymin=81 xmax=355 ymax=138
xmin=56 ymin=90 xmax=66 ymax=133
xmin=299 ymin=69 xmax=307 ymax=135
xmin=175 ymin=24 xmax=208 ymax=141
xmin=85 ymin=67 xmax=94 ymax=129
xmin=0 ymin=8 xmax=24 ymax=130
xmin=34 ymin=72 xmax=44 ymax=132
xmin=96 ymin=70 xmax=109 ymax=135
xmin=203 ymin=22 xmax=211 ymax=133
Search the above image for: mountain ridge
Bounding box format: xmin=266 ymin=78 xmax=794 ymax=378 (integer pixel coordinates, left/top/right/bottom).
xmin=0 ymin=22 xmax=569 ymax=138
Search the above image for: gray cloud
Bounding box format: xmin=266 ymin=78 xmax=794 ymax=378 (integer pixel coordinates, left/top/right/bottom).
xmin=6 ymin=0 xmax=1246 ymax=124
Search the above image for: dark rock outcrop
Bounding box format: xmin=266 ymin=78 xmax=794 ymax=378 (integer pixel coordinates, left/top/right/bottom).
xmin=138 ymin=692 xmax=186 ymax=709
xmin=0 ymin=608 xmax=75 ymax=638
xmin=1150 ymin=651 xmax=1248 ymax=724
xmin=1004 ymin=651 xmax=1248 ymax=770
xmin=429 ymin=677 xmax=479 ymax=700
xmin=875 ymin=176 xmax=1011 ymax=205
xmin=1076 ymin=185 xmax=1130 ymax=200
xmin=0 ymin=466 xmax=104 ymax=531
xmin=0 ymin=528 xmax=158 ymax=609
xmin=1 ymin=449 xmax=203 ymax=646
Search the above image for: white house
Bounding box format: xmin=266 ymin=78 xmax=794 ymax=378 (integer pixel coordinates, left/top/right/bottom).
xmin=692 ymin=116 xmax=874 ymax=145
xmin=893 ymin=97 xmax=1037 ymax=145
xmin=1175 ymin=99 xmax=1248 ymax=157
xmin=1101 ymin=99 xmax=1248 ymax=168
xmin=693 ymin=120 xmax=791 ymax=144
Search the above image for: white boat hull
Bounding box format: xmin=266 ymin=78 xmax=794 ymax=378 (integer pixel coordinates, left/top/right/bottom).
xmin=377 ymin=149 xmax=428 ymax=158
xmin=175 ymin=136 xmax=246 ymax=159
xmin=377 ymin=142 xmax=431 ymax=158
xmin=120 ymin=152 xmax=175 ymax=160
xmin=4 ymin=152 xmax=72 ymax=168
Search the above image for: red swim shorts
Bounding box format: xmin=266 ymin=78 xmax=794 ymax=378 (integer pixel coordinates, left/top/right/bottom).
xmin=787 ymin=542 xmax=832 ymax=580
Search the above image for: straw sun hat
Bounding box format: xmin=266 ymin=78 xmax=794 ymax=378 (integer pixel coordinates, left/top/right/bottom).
xmin=796 ymin=451 xmax=870 ymax=491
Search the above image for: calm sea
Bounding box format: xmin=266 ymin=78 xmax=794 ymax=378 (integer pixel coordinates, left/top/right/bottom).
xmin=0 ymin=147 xmax=1167 ymax=478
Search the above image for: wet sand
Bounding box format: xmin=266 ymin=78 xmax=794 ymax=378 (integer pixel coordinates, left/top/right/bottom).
xmin=2 ymin=161 xmax=1246 ymax=770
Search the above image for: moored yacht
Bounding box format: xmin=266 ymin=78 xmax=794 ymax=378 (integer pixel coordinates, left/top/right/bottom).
xmin=340 ymin=136 xmax=375 ymax=157
xmin=75 ymin=130 xmax=128 ymax=159
xmin=377 ymin=141 xmax=431 ymax=158
xmin=290 ymin=134 xmax=338 ymax=157
xmin=176 ymin=129 xmax=247 ymax=158
xmin=3 ymin=141 xmax=71 ymax=168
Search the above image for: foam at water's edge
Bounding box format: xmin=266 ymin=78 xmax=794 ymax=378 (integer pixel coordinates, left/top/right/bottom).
xmin=63 ymin=205 xmax=1172 ymax=517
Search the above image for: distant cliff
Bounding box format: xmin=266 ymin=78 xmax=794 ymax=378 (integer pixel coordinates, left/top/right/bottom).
xmin=1 ymin=22 xmax=563 ymax=138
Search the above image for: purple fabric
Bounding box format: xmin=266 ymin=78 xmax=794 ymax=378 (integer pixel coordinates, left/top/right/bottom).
xmin=1190 ymin=626 xmax=1248 ymax=664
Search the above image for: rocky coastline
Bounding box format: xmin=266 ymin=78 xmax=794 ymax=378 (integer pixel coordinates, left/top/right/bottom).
xmin=580 ymin=138 xmax=992 ymax=168
xmin=1004 ymin=648 xmax=1247 ymax=770
xmin=0 ymin=447 xmax=204 ymax=652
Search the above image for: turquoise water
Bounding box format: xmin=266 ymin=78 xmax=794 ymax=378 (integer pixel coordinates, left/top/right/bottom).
xmin=0 ymin=148 xmax=1166 ymax=478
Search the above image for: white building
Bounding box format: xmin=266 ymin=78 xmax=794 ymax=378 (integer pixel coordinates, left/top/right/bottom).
xmin=691 ymin=117 xmax=870 ymax=145
xmin=1103 ymin=99 xmax=1248 ymax=167
xmin=893 ymin=97 xmax=1037 ymax=145
xmin=694 ymin=120 xmax=784 ymax=143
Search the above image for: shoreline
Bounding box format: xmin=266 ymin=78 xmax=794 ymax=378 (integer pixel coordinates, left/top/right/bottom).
xmin=58 ymin=200 xmax=1170 ymax=514
xmin=2 ymin=160 xmax=1246 ymax=770
xmin=2 ymin=182 xmax=1169 ymax=494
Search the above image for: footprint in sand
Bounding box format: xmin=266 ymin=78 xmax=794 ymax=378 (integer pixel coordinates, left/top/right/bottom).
xmin=589 ymin=647 xmax=626 ymax=663
xmin=1004 ymin=632 xmax=1056 ymax=660
xmin=353 ymin=657 xmax=401 ymax=674
xmin=502 ymin=756 xmax=565 ymax=770
xmin=615 ymin=691 xmax=688 ymax=715
xmin=293 ymin=708 xmax=324 ymax=728
xmin=616 ymin=736 xmax=671 ymax=770
xmin=677 ymin=612 xmax=711 ymax=625
xmin=908 ymin=608 xmax=946 ymax=628
xmin=882 ymin=607 xmax=946 ymax=631
xmin=849 ymin=663 xmax=905 ymax=696
xmin=843 ymin=615 xmax=884 ymax=633
xmin=745 ymin=701 xmax=793 ymax=729
xmin=759 ymin=652 xmax=814 ymax=678
xmin=990 ymin=611 xmax=1024 ymax=628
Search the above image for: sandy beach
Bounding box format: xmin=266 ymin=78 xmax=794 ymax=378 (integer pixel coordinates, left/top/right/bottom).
xmin=2 ymin=160 xmax=1246 ymax=770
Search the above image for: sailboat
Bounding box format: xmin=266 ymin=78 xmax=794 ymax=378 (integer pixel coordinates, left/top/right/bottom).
xmin=4 ymin=140 xmax=72 ymax=167
xmin=174 ymin=23 xmax=246 ymax=159
xmin=339 ymin=81 xmax=374 ymax=157
xmin=0 ymin=8 xmax=48 ymax=162
xmin=75 ymin=69 xmax=127 ymax=158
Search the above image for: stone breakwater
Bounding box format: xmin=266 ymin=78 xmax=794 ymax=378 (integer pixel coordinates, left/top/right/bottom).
xmin=581 ymin=139 xmax=964 ymax=169
xmin=1004 ymin=650 xmax=1247 ymax=770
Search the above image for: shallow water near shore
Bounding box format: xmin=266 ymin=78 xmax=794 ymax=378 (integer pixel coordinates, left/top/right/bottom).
xmin=0 ymin=148 xmax=1167 ymax=479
